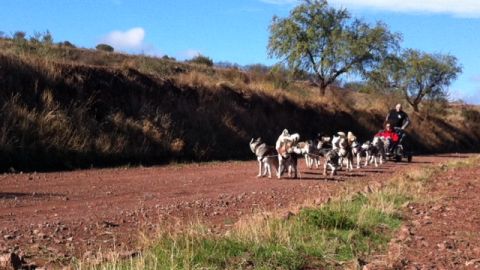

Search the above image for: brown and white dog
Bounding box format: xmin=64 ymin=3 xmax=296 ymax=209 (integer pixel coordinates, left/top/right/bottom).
xmin=275 ymin=129 xmax=300 ymax=179
xmin=347 ymin=132 xmax=363 ymax=169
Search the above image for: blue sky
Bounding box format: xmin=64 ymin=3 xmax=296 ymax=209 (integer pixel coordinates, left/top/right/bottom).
xmin=1 ymin=0 xmax=479 ymax=104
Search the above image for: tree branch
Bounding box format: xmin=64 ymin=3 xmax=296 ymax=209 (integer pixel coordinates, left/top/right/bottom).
xmin=306 ymin=48 xmax=324 ymax=84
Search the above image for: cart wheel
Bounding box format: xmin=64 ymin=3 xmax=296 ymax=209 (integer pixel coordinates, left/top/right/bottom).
xmin=407 ymin=154 xmax=413 ymax=163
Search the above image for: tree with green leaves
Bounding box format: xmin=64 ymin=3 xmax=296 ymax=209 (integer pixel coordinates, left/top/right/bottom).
xmin=268 ymin=0 xmax=400 ymax=96
xmin=369 ymin=49 xmax=462 ymax=112
xmin=188 ymin=55 xmax=214 ymax=67
xmin=96 ymin=43 xmax=114 ymax=52
xmin=30 ymin=30 xmax=53 ymax=46
xmin=13 ymin=31 xmax=26 ymax=41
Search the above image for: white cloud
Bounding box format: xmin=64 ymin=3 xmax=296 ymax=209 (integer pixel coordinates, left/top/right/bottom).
xmin=102 ymin=27 xmax=146 ymax=50
xmin=260 ymin=0 xmax=480 ymax=17
xmin=260 ymin=0 xmax=298 ymax=5
xmin=330 ymin=0 xmax=480 ymax=17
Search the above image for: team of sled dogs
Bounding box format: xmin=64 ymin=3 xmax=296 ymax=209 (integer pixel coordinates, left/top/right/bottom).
xmin=249 ymin=129 xmax=389 ymax=178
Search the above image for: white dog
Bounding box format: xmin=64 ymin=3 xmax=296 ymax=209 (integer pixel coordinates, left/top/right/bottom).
xmin=369 ymin=136 xmax=386 ymax=167
xmin=249 ymin=137 xmax=278 ymax=178
xmin=332 ymin=132 xmax=354 ymax=171
xmin=295 ymin=140 xmax=321 ymax=169
xmin=275 ymin=129 xmax=300 ymax=179
xmin=360 ymin=141 xmax=372 ymax=167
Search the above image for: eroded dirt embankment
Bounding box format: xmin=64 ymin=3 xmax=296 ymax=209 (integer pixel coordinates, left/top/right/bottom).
xmin=1 ymin=53 xmax=479 ymax=172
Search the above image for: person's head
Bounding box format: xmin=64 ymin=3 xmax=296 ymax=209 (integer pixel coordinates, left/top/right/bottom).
xmin=395 ymin=103 xmax=402 ymax=112
xmin=385 ymin=122 xmax=392 ymax=131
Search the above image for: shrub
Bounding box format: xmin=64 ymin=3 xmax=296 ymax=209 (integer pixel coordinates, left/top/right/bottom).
xmin=59 ymin=41 xmax=76 ymax=48
xmin=13 ymin=31 xmax=26 ymax=41
xmin=188 ymin=54 xmax=213 ymax=67
xmin=216 ymin=61 xmax=241 ymax=69
xmin=161 ymin=55 xmax=176 ymax=61
xmin=267 ymin=64 xmax=290 ymax=89
xmin=245 ymin=63 xmax=270 ymax=81
xmin=95 ymin=43 xmax=114 ymax=52
xmin=29 ymin=32 xmax=41 ymax=45
xmin=28 ymin=31 xmax=53 ymax=46
xmin=41 ymin=30 xmax=53 ymax=45
xmin=423 ymin=98 xmax=448 ymax=117
xmin=344 ymin=81 xmax=372 ymax=94
xmin=461 ymin=107 xmax=480 ymax=122
xmin=12 ymin=31 xmax=28 ymax=50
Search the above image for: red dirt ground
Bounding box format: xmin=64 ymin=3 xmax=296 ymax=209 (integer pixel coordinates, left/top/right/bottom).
xmin=367 ymin=155 xmax=480 ymax=270
xmin=0 ymin=154 xmax=474 ymax=267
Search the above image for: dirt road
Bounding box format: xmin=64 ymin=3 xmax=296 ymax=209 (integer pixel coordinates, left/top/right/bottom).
xmin=0 ymin=154 xmax=472 ymax=266
xmin=381 ymin=156 xmax=480 ymax=269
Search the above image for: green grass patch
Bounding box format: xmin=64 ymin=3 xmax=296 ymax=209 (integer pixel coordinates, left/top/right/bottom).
xmin=91 ymin=193 xmax=407 ymax=270
xmin=87 ymin=157 xmax=480 ymax=270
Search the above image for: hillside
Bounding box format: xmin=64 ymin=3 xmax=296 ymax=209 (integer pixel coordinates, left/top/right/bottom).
xmin=0 ymin=39 xmax=479 ymax=171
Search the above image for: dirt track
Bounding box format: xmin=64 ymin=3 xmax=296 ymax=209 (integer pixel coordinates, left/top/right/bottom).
xmin=0 ymin=154 xmax=473 ymax=266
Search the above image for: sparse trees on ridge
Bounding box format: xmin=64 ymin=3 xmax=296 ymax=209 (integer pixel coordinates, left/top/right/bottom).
xmin=268 ymin=0 xmax=463 ymax=113
xmin=368 ymin=49 xmax=461 ymax=112
xmin=268 ymin=0 xmax=400 ymax=96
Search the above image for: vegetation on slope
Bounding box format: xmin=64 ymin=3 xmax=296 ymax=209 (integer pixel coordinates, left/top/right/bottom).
xmin=0 ymin=34 xmax=479 ymax=171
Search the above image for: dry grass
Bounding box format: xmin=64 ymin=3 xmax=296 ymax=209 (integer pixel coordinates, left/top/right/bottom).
xmin=77 ymin=156 xmax=480 ymax=270
xmin=0 ymin=38 xmax=479 ymax=171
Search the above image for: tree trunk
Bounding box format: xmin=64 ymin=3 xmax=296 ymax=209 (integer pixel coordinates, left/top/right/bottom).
xmin=412 ymin=102 xmax=419 ymax=112
xmin=318 ymin=81 xmax=328 ymax=96
xmin=319 ymin=85 xmax=326 ymax=96
xmin=403 ymin=90 xmax=420 ymax=113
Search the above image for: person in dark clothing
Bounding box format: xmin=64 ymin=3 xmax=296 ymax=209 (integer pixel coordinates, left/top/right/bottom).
xmin=386 ymin=103 xmax=410 ymax=130
xmin=385 ymin=104 xmax=410 ymax=154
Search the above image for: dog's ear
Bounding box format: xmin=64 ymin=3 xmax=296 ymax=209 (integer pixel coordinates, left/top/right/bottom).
xmin=290 ymin=133 xmax=300 ymax=143
xmin=250 ymin=138 xmax=254 ymax=143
